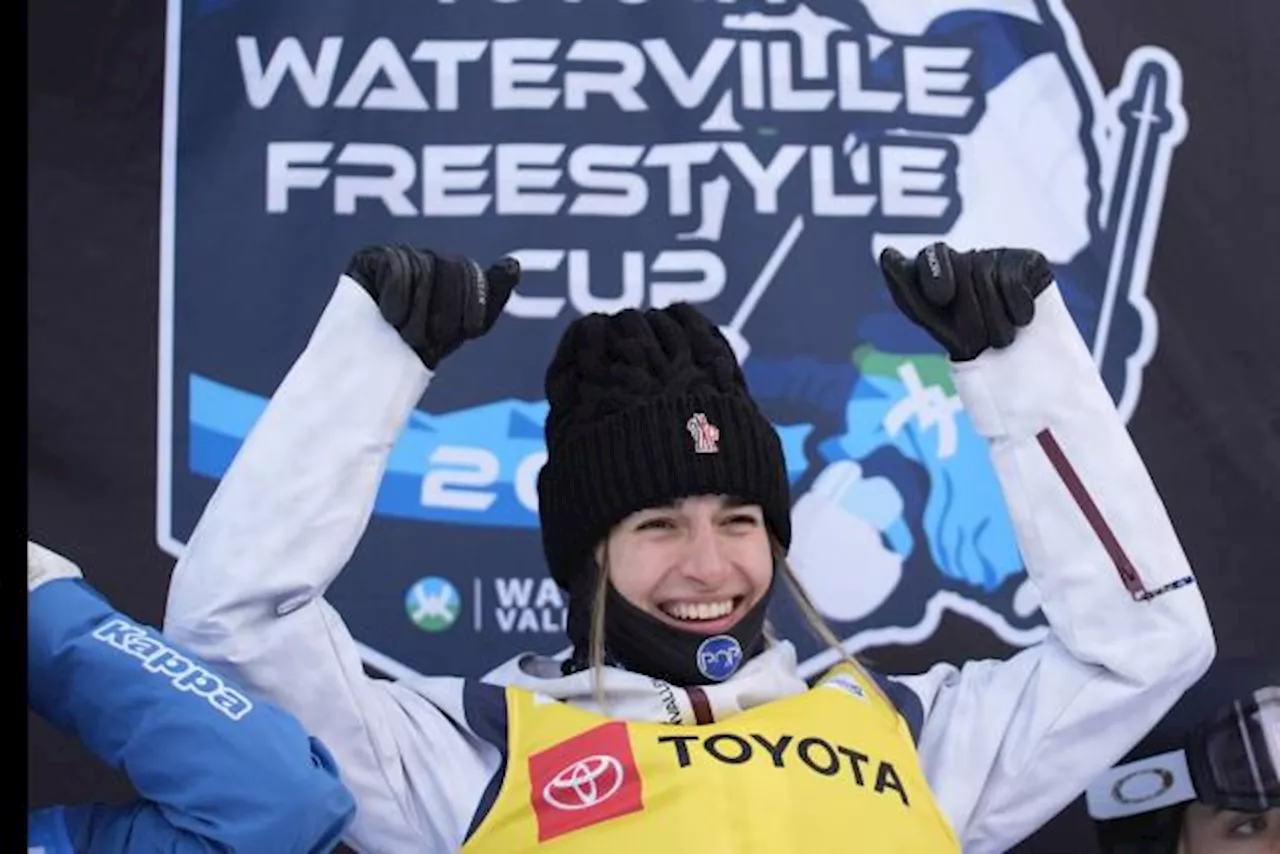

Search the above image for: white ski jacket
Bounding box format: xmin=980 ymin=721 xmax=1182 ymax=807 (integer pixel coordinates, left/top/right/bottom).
xmin=164 ymin=275 xmax=1214 ymax=853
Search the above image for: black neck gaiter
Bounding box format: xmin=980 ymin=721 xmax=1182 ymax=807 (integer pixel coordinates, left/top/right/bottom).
xmin=563 ymin=570 xmax=776 ymax=687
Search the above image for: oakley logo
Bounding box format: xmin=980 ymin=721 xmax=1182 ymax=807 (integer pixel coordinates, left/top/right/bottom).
xmin=1112 ymin=767 xmax=1176 ymax=805
xmin=1086 ymin=749 xmax=1196 ymax=820
xmin=542 ymin=754 xmax=625 ymax=810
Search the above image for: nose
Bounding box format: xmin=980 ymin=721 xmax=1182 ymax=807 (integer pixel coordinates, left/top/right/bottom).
xmin=678 ymin=523 xmax=732 ymax=587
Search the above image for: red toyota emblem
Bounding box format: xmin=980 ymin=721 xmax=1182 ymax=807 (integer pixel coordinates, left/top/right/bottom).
xmin=529 ymin=722 xmax=644 ymax=841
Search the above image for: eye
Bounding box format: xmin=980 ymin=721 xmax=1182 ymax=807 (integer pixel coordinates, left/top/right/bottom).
xmin=1227 ymin=814 xmax=1267 ymax=837
xmin=722 ymin=512 xmax=761 ymax=528
xmin=635 ymin=517 xmax=677 ymax=532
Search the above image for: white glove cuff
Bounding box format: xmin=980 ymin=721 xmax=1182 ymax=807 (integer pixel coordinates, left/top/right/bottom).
xmin=28 ymin=541 xmax=84 ymax=593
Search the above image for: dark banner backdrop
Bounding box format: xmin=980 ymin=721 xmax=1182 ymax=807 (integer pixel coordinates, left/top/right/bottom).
xmin=27 ymin=1 xmax=1280 ymax=852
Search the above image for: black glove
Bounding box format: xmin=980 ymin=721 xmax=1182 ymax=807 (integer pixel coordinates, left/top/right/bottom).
xmin=345 ymin=244 xmax=521 ymax=370
xmin=878 ymin=242 xmax=1053 ymax=362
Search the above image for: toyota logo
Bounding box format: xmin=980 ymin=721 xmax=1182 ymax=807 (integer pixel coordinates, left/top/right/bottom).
xmin=542 ymin=754 xmax=625 ymax=811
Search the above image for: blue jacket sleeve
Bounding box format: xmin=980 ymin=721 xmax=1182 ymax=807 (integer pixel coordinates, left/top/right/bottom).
xmin=27 ymin=578 xmax=356 ymax=853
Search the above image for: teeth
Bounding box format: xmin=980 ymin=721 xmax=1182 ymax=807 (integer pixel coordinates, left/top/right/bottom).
xmin=663 ymin=600 xmax=735 ymax=621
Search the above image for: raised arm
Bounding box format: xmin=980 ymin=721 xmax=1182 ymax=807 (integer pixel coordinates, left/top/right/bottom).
xmin=873 ymin=245 xmax=1215 ymax=853
xmin=163 ymin=248 xmax=522 ymax=852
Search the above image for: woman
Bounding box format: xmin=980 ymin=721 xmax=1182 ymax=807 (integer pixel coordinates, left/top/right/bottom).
xmin=27 ymin=541 xmax=355 ymax=852
xmin=1085 ymin=655 xmax=1279 ymax=854
xmin=164 ymin=241 xmax=1215 ymax=853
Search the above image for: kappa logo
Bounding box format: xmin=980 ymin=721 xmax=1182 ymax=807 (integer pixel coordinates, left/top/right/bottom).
xmin=529 ymin=722 xmax=644 ymax=841
xmin=686 ymin=412 xmax=720 ymax=454
xmin=92 ymin=618 xmax=254 ymax=721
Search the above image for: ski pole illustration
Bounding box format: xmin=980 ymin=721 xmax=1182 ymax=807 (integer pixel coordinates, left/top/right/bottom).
xmin=719 ymin=214 xmax=806 ymax=365
xmin=1091 ymin=53 xmax=1185 ymax=370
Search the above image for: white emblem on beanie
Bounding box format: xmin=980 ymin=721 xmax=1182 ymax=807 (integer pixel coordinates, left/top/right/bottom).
xmin=686 ymin=412 xmax=720 ymax=454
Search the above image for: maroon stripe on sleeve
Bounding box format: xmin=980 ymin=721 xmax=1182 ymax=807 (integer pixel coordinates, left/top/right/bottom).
xmin=1036 ymin=429 xmax=1148 ymax=599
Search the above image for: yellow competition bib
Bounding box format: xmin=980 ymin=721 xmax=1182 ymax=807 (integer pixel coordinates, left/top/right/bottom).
xmin=463 ymin=666 xmax=959 ymax=853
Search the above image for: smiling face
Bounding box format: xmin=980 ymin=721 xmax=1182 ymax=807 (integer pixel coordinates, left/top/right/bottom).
xmin=1178 ymin=804 xmax=1280 ymax=853
xmin=599 ymin=494 xmax=774 ymax=636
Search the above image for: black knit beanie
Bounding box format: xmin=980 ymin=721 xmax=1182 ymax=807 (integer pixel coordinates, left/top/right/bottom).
xmin=536 ymin=302 xmax=791 ymax=591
